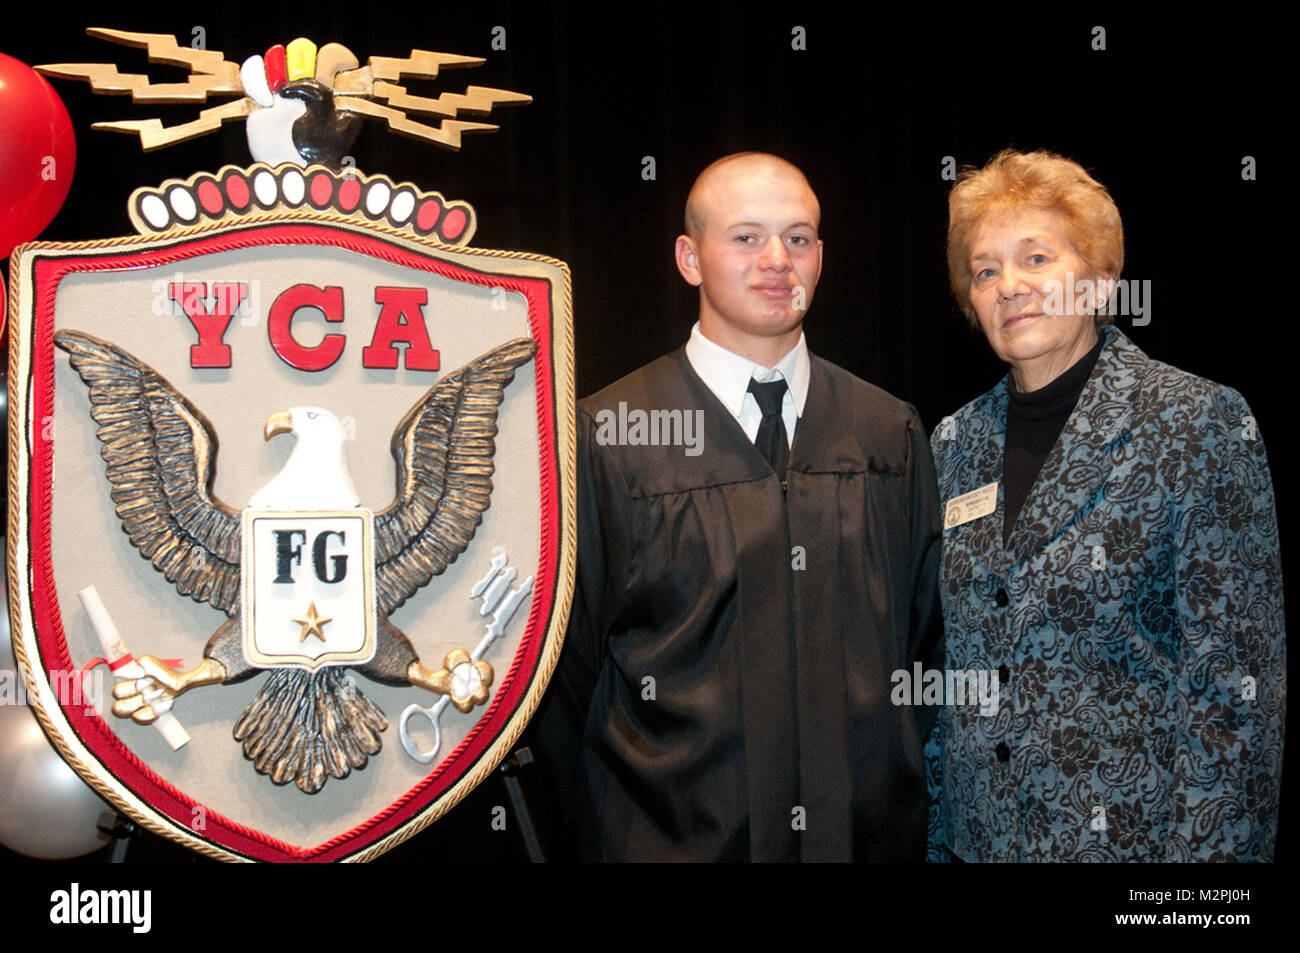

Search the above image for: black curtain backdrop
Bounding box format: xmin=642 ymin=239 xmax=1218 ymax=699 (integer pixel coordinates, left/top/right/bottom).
xmin=1 ymin=4 xmax=1288 ymax=865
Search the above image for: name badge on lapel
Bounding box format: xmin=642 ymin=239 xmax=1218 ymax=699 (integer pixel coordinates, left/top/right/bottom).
xmin=944 ymin=482 xmax=998 ymax=529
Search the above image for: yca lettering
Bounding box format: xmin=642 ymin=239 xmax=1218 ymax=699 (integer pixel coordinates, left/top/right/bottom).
xmin=173 ymin=281 xmax=441 ymax=372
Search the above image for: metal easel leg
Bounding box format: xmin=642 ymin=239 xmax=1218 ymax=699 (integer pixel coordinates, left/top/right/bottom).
xmin=98 ymin=810 xmax=137 ymax=863
xmin=500 ymin=746 xmax=546 ymax=862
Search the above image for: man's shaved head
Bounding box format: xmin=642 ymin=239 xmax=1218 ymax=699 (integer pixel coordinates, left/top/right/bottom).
xmin=674 ymin=151 xmax=824 ymax=366
xmin=684 ymin=153 xmax=819 ymax=242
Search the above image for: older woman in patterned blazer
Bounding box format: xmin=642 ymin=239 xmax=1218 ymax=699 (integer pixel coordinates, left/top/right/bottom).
xmin=925 ymin=150 xmax=1285 ymax=861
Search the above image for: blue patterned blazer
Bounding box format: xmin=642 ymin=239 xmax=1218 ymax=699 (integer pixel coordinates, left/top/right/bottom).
xmin=925 ymin=326 xmax=1286 ymax=861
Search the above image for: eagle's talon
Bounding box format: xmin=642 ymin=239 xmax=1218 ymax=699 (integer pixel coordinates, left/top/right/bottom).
xmin=441 ymin=649 xmax=493 ymax=713
xmin=108 ymin=657 xmax=225 ymax=724
xmin=407 ymin=660 xmax=449 ymax=696
xmin=111 ymin=674 xmax=174 ymax=722
xmin=135 ymin=655 xmax=186 ymax=694
xmin=406 ymin=651 xmax=493 ymax=712
xmin=430 ymin=668 xmax=452 ymax=696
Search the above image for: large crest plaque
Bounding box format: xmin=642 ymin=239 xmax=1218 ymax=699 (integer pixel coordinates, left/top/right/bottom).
xmin=7 ymin=29 xmax=574 ymax=861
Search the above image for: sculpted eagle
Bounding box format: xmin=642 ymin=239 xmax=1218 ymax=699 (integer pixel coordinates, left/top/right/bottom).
xmin=55 ymin=329 xmax=537 ymax=793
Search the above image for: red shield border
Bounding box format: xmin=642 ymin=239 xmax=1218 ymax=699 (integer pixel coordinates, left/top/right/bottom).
xmin=7 ymin=216 xmax=575 ymax=861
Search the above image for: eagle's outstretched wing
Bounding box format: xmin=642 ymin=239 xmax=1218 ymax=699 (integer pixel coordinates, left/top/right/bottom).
xmin=374 ymin=337 xmax=537 ymax=615
xmin=54 ymin=330 xmax=242 ymax=614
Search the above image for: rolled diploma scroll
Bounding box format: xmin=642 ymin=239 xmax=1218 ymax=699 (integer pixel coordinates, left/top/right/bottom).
xmin=77 ymin=586 xmax=190 ymax=750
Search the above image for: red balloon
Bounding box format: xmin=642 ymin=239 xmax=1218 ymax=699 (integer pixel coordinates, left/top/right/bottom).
xmin=0 ymin=53 xmax=77 ymax=259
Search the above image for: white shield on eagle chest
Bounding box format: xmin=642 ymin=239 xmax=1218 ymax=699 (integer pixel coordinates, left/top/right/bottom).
xmin=241 ymin=510 xmax=377 ymax=670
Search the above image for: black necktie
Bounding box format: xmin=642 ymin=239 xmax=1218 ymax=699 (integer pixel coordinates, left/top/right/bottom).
xmin=748 ymin=378 xmax=789 ymax=477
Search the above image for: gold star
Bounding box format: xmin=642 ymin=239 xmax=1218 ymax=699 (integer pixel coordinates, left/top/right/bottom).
xmin=290 ymin=602 xmax=333 ymax=643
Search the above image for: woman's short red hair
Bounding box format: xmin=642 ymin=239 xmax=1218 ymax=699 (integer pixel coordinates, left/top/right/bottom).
xmin=947 ymin=150 xmax=1124 ymax=326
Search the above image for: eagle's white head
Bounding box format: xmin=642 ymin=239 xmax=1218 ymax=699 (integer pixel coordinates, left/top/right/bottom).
xmin=248 ymin=407 xmax=360 ymax=510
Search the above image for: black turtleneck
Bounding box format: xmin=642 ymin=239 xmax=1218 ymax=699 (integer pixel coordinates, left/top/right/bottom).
xmin=1003 ymin=333 xmax=1106 ymax=543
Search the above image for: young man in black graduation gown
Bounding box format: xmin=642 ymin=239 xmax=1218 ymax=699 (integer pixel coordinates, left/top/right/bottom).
xmin=534 ymin=153 xmax=943 ymax=861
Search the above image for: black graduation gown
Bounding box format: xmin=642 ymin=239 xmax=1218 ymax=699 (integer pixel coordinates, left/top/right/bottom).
xmin=535 ymin=349 xmax=943 ymax=861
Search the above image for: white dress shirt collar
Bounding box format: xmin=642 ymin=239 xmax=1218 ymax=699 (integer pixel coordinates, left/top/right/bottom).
xmin=685 ymin=322 xmax=810 ymax=443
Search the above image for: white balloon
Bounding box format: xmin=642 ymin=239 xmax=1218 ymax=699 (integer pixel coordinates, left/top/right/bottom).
xmin=0 ymin=572 xmax=111 ymax=859
xmin=0 ymin=703 xmax=110 ymax=859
